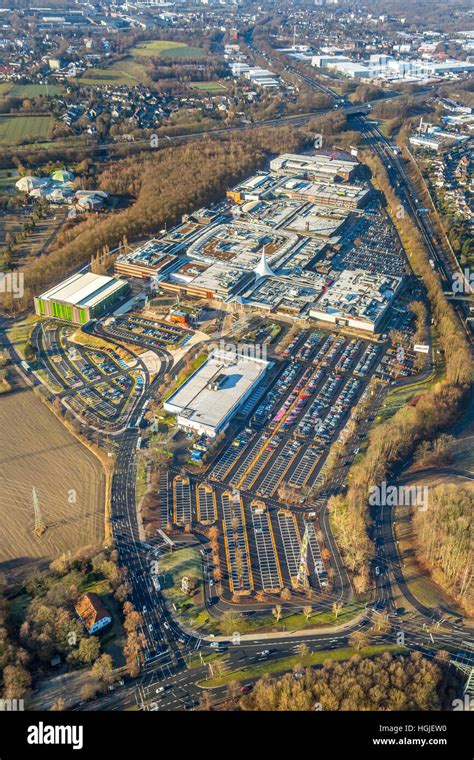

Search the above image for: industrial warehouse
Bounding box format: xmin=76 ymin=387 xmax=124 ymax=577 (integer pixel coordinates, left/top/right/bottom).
xmin=164 ymin=349 xmax=271 ymax=437
xmin=34 ymin=272 xmax=130 ymax=324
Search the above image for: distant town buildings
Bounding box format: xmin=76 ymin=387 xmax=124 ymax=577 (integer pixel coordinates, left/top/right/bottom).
xmin=311 ymin=53 xmax=474 ymax=82
xmin=409 ymin=118 xmax=469 ymax=153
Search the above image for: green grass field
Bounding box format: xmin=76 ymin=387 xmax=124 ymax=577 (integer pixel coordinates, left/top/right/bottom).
xmin=131 ymin=40 xmax=205 ymax=59
xmin=159 ymin=547 xmax=219 ymax=633
xmin=0 ymin=83 xmax=12 ymax=95
xmin=81 ymin=42 xmax=206 ymax=88
xmin=6 ymin=314 xmax=38 ymax=359
xmin=0 ymin=114 xmax=54 ymax=145
xmin=81 ymin=59 xmax=148 ymax=86
xmin=0 ymin=168 xmax=18 ymax=187
xmin=8 ymin=84 xmax=62 ymax=98
xmin=200 ymin=644 xmax=407 ymax=687
xmin=162 ymin=46 xmax=205 ymax=59
xmin=190 ymin=82 xmax=227 ymax=92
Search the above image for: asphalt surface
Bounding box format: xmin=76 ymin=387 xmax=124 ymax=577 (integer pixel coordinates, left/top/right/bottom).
xmin=4 ymin=46 xmax=473 ymax=710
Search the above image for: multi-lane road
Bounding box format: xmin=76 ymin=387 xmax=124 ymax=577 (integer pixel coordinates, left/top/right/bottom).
xmin=250 ymin=34 xmax=472 ymax=343
xmin=5 ymin=41 xmax=472 ymax=710
xmin=98 ymin=43 xmax=473 ymax=709
xmin=81 ymin=322 xmax=471 ymax=712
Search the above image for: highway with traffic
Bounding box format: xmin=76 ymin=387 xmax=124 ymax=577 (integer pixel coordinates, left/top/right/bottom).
xmin=6 ymin=38 xmax=472 ymax=711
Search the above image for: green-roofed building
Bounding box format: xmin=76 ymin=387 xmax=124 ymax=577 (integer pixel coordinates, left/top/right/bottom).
xmin=34 ymin=272 xmax=130 ymax=324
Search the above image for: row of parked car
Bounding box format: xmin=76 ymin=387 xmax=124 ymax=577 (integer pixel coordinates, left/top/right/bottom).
xmin=354 ymin=344 xmax=380 ymax=378
xmin=253 ymin=362 xmax=301 ymax=426
xmin=334 ymin=339 xmax=363 ymax=374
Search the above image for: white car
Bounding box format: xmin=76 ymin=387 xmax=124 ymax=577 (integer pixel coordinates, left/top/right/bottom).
xmin=163 ymin=621 xmax=170 ymax=630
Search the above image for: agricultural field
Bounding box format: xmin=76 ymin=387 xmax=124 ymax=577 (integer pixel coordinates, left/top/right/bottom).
xmin=80 ymin=58 xmax=151 ymax=87
xmin=0 ymin=83 xmax=63 ymax=98
xmin=0 ymin=114 xmax=54 ymax=145
xmin=0 ymin=388 xmax=105 ymax=583
xmin=130 ymin=40 xmax=206 ymax=58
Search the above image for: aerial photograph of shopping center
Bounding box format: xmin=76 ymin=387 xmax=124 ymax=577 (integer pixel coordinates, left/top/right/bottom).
xmin=0 ymin=0 xmax=472 ymax=754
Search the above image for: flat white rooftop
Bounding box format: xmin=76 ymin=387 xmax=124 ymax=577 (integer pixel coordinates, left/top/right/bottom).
xmin=164 ymin=349 xmax=269 ymax=433
xmin=40 ymin=272 xmax=127 ymax=308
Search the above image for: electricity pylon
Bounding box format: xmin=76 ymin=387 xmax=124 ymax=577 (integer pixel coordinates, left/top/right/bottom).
xmin=32 ymin=487 xmax=46 ymax=537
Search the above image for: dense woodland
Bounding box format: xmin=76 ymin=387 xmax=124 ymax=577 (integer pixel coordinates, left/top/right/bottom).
xmin=414 ymin=484 xmax=473 ymax=614
xmin=238 ymin=652 xmax=458 ymax=711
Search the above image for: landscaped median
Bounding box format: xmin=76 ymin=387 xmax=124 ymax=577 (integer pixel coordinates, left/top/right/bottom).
xmin=198 ymin=644 xmax=406 ymax=688
xmin=159 ymin=544 xmax=367 ymax=636
xmin=159 ymin=546 xmax=220 ymax=634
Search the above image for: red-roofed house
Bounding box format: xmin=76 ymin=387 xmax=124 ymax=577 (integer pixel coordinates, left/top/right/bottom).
xmin=75 ymin=593 xmax=112 ymax=635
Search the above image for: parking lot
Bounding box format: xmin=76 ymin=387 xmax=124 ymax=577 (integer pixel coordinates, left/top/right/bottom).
xmin=173 ymin=475 xmax=192 ymax=526
xmin=220 ymin=490 xmax=254 ymax=595
xmin=164 ymin=309 xmax=420 ymax=602
xmin=254 ymin=439 xmax=301 ymax=497
xmin=287 ymin=445 xmax=321 ymax=488
xmin=36 ymin=321 xmax=144 ymax=431
xmin=209 ymin=429 xmax=254 ymax=482
xmin=207 ymin=329 xmax=380 ymax=500
xmin=188 ymin=324 xmax=403 ymax=599
xmin=277 ymin=510 xmax=303 ymax=587
xmin=249 ymin=501 xmax=282 ymax=593
xmin=196 ymin=482 xmax=217 ymax=524
xmin=330 ymin=205 xmax=406 ymax=278
xmin=102 ymin=314 xmax=191 ymax=350
xmin=305 ymin=520 xmax=327 ymax=589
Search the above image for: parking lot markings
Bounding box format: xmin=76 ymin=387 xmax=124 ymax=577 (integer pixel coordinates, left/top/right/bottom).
xmin=277 ymin=510 xmax=303 ymax=587
xmin=288 ymin=446 xmax=321 ymax=488
xmin=250 ymin=502 xmax=282 ymax=592
xmin=256 ymin=440 xmax=301 ymax=497
xmin=173 ymin=475 xmax=192 ymax=525
xmin=196 ymin=483 xmax=217 ymax=524
xmin=236 ymin=366 xmax=321 ymax=490
xmin=305 ymin=520 xmax=326 ymax=589
xmin=228 ymin=433 xmax=268 ymax=486
xmin=220 ymin=490 xmax=253 ymax=594
xmin=210 ymin=431 xmax=255 ymax=482
xmin=159 ymin=472 xmax=170 ymax=526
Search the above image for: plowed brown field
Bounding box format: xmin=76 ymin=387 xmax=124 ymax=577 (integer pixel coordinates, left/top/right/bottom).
xmin=0 ymin=388 xmax=104 ymax=583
